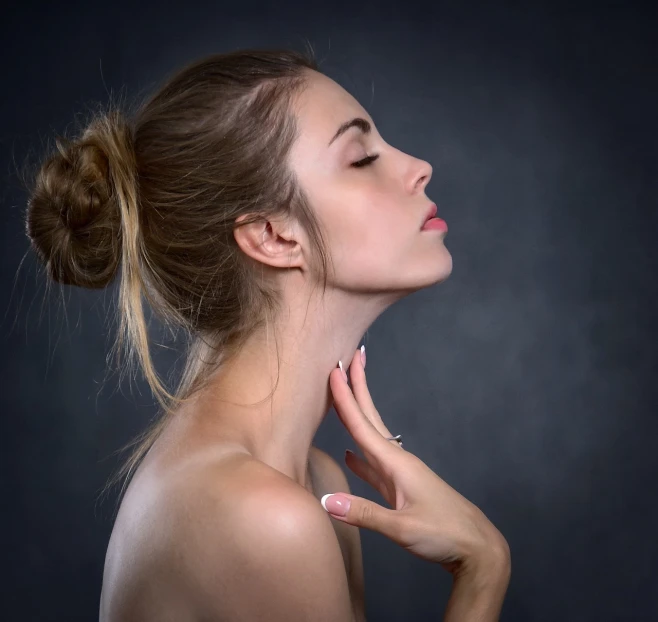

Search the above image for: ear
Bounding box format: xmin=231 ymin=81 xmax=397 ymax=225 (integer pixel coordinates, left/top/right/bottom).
xmin=233 ymin=213 xmax=306 ymax=271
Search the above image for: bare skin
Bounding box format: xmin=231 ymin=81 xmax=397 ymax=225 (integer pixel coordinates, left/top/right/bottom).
xmin=99 ymin=419 xmax=365 ymax=621
xmin=100 ymin=68 xmax=451 ymax=620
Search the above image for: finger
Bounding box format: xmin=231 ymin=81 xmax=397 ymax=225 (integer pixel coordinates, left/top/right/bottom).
xmin=330 ymin=367 xmax=397 ymax=462
xmin=347 ymin=348 xmax=394 ymax=439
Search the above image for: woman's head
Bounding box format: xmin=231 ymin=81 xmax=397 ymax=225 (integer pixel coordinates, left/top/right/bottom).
xmin=235 ymin=69 xmax=451 ymax=306
xmin=23 ymin=47 xmax=451 ymax=500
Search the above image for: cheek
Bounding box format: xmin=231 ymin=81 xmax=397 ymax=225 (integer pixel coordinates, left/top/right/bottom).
xmin=359 ymin=195 xmax=412 ymax=249
xmin=331 ymin=199 xmax=412 ymax=276
xmin=335 ymin=194 xmax=401 ymax=245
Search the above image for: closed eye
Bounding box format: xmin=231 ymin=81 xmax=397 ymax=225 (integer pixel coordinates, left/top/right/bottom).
xmin=351 ymin=154 xmax=379 ymax=168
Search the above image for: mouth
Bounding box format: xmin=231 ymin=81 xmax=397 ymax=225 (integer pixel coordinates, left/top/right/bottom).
xmin=420 ymin=203 xmax=438 ymax=229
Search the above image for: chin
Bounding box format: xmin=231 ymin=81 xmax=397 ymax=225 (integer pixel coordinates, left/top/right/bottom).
xmin=417 ymin=254 xmax=453 ymax=289
xmin=394 ymin=262 xmax=453 ymax=297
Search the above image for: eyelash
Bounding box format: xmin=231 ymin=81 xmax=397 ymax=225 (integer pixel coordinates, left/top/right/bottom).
xmin=351 ymin=154 xmax=379 ymax=168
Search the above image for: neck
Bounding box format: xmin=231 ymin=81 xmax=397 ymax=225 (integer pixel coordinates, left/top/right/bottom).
xmin=179 ymin=283 xmax=402 ymax=490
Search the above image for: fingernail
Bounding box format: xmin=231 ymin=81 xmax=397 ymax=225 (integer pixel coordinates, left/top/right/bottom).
xmin=338 ymin=360 xmax=347 ymax=383
xmin=360 ymin=344 xmax=366 ymax=368
xmin=321 ymin=493 xmax=351 ymax=516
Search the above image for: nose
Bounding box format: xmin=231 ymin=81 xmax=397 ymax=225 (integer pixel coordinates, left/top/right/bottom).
xmin=409 ymin=157 xmax=432 ymax=195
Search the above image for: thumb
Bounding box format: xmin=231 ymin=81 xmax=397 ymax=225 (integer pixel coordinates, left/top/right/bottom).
xmin=321 ymin=492 xmax=397 ymax=535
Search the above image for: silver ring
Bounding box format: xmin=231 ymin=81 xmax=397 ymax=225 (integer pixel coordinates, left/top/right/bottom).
xmin=385 ymin=434 xmax=403 ymax=448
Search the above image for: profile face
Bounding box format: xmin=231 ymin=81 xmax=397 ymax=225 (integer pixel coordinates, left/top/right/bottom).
xmin=289 ymin=70 xmax=453 ymax=299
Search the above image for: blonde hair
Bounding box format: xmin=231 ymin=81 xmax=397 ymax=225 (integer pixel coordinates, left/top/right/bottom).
xmin=23 ymin=46 xmax=335 ymax=512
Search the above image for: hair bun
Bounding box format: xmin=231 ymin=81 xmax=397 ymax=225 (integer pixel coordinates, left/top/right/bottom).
xmin=26 ymin=111 xmax=135 ymax=289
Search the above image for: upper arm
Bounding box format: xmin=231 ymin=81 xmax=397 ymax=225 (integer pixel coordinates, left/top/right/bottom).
xmin=171 ymin=475 xmax=355 ymax=622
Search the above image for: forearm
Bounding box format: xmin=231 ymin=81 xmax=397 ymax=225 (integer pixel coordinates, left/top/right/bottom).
xmin=442 ymin=560 xmax=511 ymax=622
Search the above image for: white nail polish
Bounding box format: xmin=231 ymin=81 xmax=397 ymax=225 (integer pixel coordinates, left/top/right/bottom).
xmin=320 ymin=493 xmax=332 ymax=512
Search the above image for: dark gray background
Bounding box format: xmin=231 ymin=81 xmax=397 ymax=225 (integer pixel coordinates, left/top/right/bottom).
xmin=2 ymin=1 xmax=656 ymax=620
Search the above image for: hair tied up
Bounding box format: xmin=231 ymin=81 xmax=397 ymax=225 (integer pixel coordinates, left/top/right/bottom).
xmin=23 ymin=47 xmax=330 ymax=513
xmin=26 ymin=109 xmax=138 ymax=289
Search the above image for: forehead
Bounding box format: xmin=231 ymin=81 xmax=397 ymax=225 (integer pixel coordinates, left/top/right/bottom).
xmin=292 ymin=71 xmax=368 ymax=145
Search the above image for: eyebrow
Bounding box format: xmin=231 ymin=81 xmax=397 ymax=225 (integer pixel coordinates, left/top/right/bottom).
xmin=328 ymin=117 xmax=372 ymax=147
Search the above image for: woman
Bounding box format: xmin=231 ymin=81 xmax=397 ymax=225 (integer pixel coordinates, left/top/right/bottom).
xmin=25 ymin=47 xmax=510 ymax=621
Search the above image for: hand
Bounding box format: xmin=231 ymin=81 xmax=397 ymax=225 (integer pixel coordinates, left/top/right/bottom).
xmin=326 ymin=348 xmax=510 ymax=577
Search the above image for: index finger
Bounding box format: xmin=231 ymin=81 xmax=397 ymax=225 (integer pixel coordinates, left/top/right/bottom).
xmin=329 ymin=366 xmax=398 ymax=464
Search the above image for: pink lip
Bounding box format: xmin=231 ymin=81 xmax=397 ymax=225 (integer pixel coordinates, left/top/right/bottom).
xmin=421 ymin=217 xmax=448 ymax=232
xmin=420 ymin=203 xmax=438 ymax=229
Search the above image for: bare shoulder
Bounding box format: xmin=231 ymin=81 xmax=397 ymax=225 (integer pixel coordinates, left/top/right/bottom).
xmin=152 ymin=454 xmax=355 ymax=622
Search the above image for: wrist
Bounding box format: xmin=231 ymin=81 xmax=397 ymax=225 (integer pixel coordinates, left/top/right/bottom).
xmin=456 ymin=546 xmax=511 ymax=589
xmin=443 ymin=558 xmax=510 ymax=622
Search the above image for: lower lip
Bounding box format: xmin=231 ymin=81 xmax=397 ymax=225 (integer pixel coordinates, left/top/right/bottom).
xmin=421 ymin=218 xmax=448 ymax=232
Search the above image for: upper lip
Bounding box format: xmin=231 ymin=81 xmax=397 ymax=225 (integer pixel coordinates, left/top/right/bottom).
xmin=421 ymin=203 xmax=438 ymax=228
